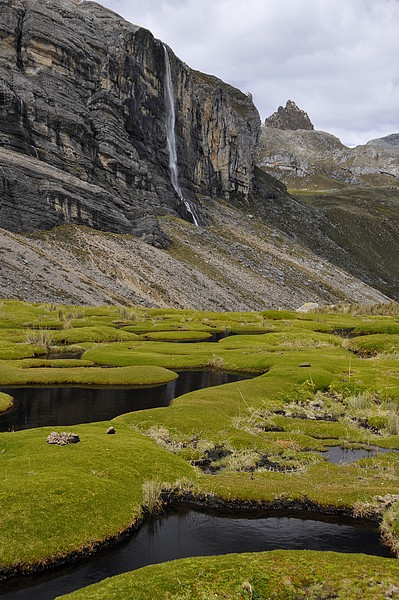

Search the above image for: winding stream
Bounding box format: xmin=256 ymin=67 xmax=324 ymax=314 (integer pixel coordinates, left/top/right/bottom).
xmin=0 ymin=364 xmax=397 ymax=599
xmin=0 ymin=508 xmax=392 ymax=600
xmin=0 ymin=371 xmax=250 ymax=432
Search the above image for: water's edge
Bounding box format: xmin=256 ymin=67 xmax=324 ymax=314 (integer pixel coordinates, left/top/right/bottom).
xmin=0 ymin=491 xmax=392 ymax=585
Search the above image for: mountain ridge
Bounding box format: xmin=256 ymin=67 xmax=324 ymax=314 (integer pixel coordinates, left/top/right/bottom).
xmin=0 ymin=0 xmax=398 ymax=307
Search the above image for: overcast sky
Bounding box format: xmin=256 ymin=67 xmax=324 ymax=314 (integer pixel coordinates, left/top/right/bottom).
xmin=97 ymin=0 xmax=398 ymax=146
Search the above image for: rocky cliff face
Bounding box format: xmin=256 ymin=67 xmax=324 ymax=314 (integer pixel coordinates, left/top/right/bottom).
xmin=258 ymin=124 xmax=399 ymax=188
xmin=265 ymin=100 xmax=314 ymax=131
xmin=0 ymin=0 xmax=260 ymax=245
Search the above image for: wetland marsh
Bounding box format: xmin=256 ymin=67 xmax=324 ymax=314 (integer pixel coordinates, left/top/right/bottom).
xmin=0 ymin=300 xmax=399 ymax=598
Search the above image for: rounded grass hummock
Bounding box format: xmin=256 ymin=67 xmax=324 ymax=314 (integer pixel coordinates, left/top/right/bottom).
xmin=0 ymin=421 xmax=194 ymax=568
xmin=59 ymin=550 xmax=399 ymax=600
xmin=0 ymin=364 xmax=178 ymax=386
xmin=0 ymin=392 xmax=13 ymax=413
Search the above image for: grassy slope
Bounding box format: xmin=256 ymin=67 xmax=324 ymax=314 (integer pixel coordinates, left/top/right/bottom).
xmin=0 ymin=300 xmax=398 ymax=597
xmin=291 ymin=187 xmax=399 ymax=301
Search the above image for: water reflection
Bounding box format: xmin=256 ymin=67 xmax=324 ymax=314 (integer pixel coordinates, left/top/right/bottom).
xmin=324 ymin=445 xmax=398 ymax=464
xmin=0 ymin=508 xmax=391 ymax=600
xmin=0 ymin=371 xmax=250 ymax=432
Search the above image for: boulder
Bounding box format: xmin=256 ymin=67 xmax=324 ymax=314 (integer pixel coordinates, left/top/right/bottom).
xmin=46 ymin=431 xmax=80 ymax=445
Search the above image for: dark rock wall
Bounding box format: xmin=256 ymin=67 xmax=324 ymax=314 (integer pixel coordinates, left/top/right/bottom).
xmin=0 ymin=0 xmax=260 ymax=244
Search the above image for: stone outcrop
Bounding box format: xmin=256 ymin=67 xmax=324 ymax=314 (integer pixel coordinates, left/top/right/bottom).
xmin=258 ymin=125 xmax=399 ymax=187
xmin=366 ymin=133 xmax=399 ymax=152
xmin=265 ymin=100 xmax=314 ymax=131
xmin=0 ymin=0 xmax=260 ymax=245
xmin=47 ymin=431 xmax=80 ymax=445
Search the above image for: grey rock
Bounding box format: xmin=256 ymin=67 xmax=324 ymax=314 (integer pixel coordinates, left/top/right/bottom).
xmin=265 ymin=100 xmax=314 ymax=131
xmin=106 ymin=426 xmax=116 ymax=435
xmin=366 ymin=133 xmax=399 ymax=152
xmin=0 ymin=0 xmax=260 ymax=245
xmin=47 ymin=431 xmax=80 ymax=445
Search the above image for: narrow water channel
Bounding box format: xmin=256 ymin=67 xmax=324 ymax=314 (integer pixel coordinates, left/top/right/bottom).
xmin=0 ymin=508 xmax=392 ymax=600
xmin=0 ymin=371 xmax=250 ymax=432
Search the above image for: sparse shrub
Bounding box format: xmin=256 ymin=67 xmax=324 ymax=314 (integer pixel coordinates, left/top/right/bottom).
xmin=25 ymin=330 xmax=52 ymax=351
xmin=142 ymin=479 xmax=164 ymax=514
xmin=116 ymin=306 xmax=136 ymax=321
xmin=345 ymin=392 xmax=372 ymax=411
xmin=207 ymin=353 xmax=224 ymax=369
xmin=386 ymin=414 xmax=399 ymax=436
xmin=222 ymin=449 xmax=260 ymax=472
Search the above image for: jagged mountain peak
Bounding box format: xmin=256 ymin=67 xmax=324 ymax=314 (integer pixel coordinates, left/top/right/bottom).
xmin=265 ymin=99 xmax=314 ymax=131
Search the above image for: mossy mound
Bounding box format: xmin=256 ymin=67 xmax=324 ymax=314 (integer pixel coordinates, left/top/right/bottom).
xmin=0 ymin=392 xmax=13 ymax=413
xmin=0 ymin=421 xmax=193 ymax=568
xmin=60 ymin=550 xmax=399 ymax=599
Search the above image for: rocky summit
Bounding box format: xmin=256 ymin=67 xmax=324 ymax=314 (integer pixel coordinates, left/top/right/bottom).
xmin=0 ymin=0 xmax=398 ymax=308
xmin=265 ymin=99 xmax=314 ymax=131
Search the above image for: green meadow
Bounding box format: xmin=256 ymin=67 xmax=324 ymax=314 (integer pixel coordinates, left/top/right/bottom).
xmin=0 ymin=299 xmax=398 ymax=598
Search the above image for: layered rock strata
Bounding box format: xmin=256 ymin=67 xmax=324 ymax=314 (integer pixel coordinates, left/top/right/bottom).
xmin=0 ymin=0 xmax=260 ymax=245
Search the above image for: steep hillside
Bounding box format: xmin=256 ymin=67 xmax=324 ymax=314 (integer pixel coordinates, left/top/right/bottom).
xmin=255 ymin=103 xmax=399 ymax=301
xmin=0 ymin=201 xmax=388 ymax=309
xmin=0 ymin=2 xmax=397 ymax=308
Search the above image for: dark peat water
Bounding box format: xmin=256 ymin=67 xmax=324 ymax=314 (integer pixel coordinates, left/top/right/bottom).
xmin=0 ymin=370 xmax=250 ymax=432
xmin=0 ymin=508 xmax=392 ymax=600
xmin=324 ymin=445 xmax=398 ymax=464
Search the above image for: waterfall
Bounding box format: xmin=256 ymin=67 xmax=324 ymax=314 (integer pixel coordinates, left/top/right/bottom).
xmin=19 ymin=98 xmax=24 ymax=128
xmin=163 ymin=45 xmax=199 ymax=227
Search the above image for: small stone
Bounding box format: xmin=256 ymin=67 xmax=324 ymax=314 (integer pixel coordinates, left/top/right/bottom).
xmin=106 ymin=426 xmax=116 ymax=434
xmin=298 ymin=362 xmax=311 ymax=368
xmin=47 ymin=431 xmax=80 ymax=446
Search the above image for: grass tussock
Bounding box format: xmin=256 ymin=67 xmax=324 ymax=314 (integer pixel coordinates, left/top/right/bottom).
xmin=141 ymin=479 xmax=165 ymax=514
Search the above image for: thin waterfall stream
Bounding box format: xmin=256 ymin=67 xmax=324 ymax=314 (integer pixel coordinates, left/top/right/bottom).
xmin=163 ymin=45 xmax=199 ymax=226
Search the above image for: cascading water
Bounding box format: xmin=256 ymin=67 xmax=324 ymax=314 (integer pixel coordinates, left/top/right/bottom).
xmin=163 ymin=45 xmax=199 ymax=227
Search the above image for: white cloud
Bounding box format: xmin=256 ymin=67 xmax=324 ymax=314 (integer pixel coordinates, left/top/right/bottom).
xmin=97 ymin=0 xmax=399 ymax=145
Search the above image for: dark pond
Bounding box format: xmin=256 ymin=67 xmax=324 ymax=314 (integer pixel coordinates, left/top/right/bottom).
xmin=46 ymin=352 xmax=84 ymax=360
xmin=0 ymin=508 xmax=392 ymax=600
xmin=331 ymin=328 xmax=356 ymax=339
xmin=0 ymin=371 xmax=250 ymax=432
xmin=324 ymin=445 xmax=398 ymax=465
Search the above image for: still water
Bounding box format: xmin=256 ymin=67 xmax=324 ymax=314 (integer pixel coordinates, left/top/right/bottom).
xmin=324 ymin=445 xmax=397 ymax=464
xmin=0 ymin=371 xmax=249 ymax=432
xmin=0 ymin=508 xmax=392 ymax=600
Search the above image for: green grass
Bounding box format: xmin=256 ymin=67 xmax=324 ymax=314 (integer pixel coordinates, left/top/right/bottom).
xmin=0 ymin=301 xmax=399 ymax=593
xmin=0 ymin=392 xmax=13 ymax=413
xmin=0 ymin=422 xmax=194 ymax=568
xmin=0 ymin=364 xmax=178 ymax=386
xmin=60 ymin=550 xmax=399 ymax=599
xmin=349 ymin=334 xmax=399 ymax=356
